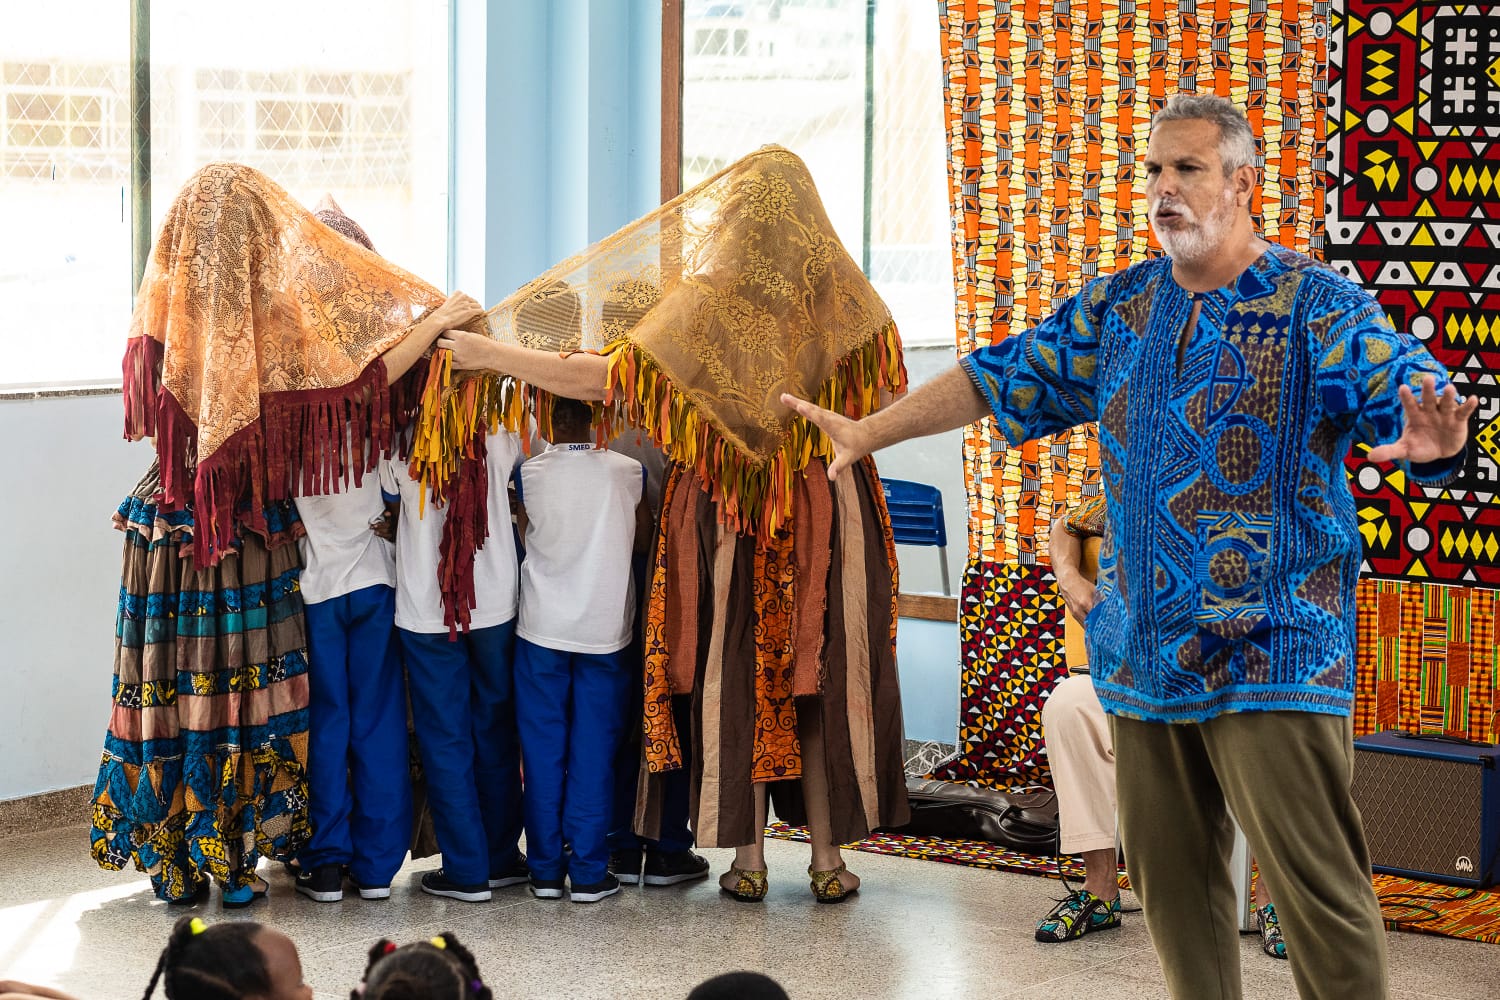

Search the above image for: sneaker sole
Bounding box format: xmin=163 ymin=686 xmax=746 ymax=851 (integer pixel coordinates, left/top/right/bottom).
xmin=356 ymin=887 xmax=391 ymax=900
xmin=643 ymin=870 xmax=710 ymax=886
xmin=615 ymin=872 xmax=642 ymax=885
xmin=294 ymin=886 xmax=344 ymax=903
xmin=487 ymin=875 xmax=530 ymax=889
xmin=570 ymin=886 xmax=621 ymax=903
xmin=420 ymin=885 xmax=492 ymax=902
xmin=530 ymin=886 xmax=565 ymax=900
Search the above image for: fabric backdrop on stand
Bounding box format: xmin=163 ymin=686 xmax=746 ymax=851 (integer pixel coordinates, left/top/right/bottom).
xmin=1328 ymin=0 xmax=1500 ymax=741
xmin=932 ymin=0 xmax=1330 ymax=789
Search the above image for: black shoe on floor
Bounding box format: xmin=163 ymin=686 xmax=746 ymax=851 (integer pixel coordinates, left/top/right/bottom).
xmin=488 ymin=853 xmax=530 ymax=889
xmin=295 ymin=863 xmax=344 ymax=903
xmin=530 ymin=877 xmax=566 ymax=900
xmin=643 ymin=850 xmax=711 ymax=887
xmin=419 ymin=869 xmax=491 ymax=902
xmin=350 ymin=876 xmax=391 ymax=900
xmin=610 ymin=848 xmax=645 ymax=886
xmin=569 ymin=873 xmax=621 ymax=903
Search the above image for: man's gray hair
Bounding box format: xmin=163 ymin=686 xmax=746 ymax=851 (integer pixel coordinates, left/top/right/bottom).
xmin=1152 ymin=93 xmax=1259 ymax=175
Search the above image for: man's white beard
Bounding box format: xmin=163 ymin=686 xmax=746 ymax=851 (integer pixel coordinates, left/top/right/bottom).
xmin=1153 ymin=190 xmax=1237 ymax=263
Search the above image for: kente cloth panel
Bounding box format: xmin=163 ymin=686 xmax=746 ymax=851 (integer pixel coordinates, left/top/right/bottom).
xmin=1353 ymin=578 xmax=1500 ymax=743
xmin=1326 ymin=1 xmax=1500 ymax=590
xmin=938 ymin=0 xmax=1328 ymax=785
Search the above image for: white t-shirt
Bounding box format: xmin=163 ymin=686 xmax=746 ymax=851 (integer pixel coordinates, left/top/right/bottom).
xmin=294 ymin=472 xmax=396 ymax=605
xmin=516 ymin=444 xmax=643 ymax=654
xmin=380 ymin=431 xmax=525 ymax=634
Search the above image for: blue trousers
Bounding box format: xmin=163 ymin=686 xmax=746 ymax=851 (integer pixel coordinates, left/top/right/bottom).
xmin=514 ymin=637 xmax=632 ymax=885
xmin=301 ymin=585 xmax=412 ymax=885
xmin=400 ymin=621 xmax=524 ymax=887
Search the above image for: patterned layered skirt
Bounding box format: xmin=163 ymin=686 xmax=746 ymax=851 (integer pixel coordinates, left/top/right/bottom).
xmin=637 ymin=458 xmax=910 ymax=848
xmin=89 ymin=471 xmax=313 ymax=900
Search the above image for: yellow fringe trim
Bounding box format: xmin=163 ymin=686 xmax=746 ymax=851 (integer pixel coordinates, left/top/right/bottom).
xmin=406 ymin=353 xmax=527 ymax=513
xmin=603 ymin=321 xmax=907 ymax=539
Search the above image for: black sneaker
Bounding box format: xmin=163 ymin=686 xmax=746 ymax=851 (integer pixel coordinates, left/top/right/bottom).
xmin=643 ymin=850 xmax=711 ymax=886
xmin=294 ymin=863 xmax=344 ymax=903
xmin=569 ymin=873 xmax=621 ymax=903
xmin=488 ymin=853 xmax=530 ymax=889
xmin=349 ymin=876 xmax=391 ymax=900
xmin=610 ymin=848 xmax=645 ymax=886
xmin=530 ymin=877 xmax=566 ymax=900
xmin=419 ymin=869 xmax=491 ymax=902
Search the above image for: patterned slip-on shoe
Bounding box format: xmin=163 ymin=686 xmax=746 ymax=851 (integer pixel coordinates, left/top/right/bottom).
xmin=808 ymin=864 xmax=857 ymax=904
xmin=1035 ymin=889 xmax=1122 ymax=942
xmin=1256 ymin=903 xmax=1289 ymax=959
xmin=719 ymin=866 xmax=769 ymax=902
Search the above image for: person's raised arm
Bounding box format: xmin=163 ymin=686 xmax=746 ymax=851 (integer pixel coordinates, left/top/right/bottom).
xmin=380 ymin=292 xmax=486 ymax=383
xmin=1313 ymin=295 xmax=1475 ymax=478
xmin=435 ymin=331 xmax=611 ymax=401
xmin=784 ymin=275 xmax=1113 ymax=479
xmin=782 ymin=365 xmax=988 ymax=479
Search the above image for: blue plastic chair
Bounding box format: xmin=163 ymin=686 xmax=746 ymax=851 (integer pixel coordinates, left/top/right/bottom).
xmin=881 ymin=477 xmax=951 ymax=595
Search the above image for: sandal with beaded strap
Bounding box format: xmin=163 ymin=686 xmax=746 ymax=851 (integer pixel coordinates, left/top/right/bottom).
xmin=719 ymin=866 xmax=768 ymax=902
xmin=809 ymin=864 xmax=857 ymax=904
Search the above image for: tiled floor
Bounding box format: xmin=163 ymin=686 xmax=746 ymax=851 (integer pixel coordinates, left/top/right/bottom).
xmin=1 ymin=824 xmax=1493 ymax=999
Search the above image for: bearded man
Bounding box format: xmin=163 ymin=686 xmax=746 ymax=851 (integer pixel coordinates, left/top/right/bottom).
xmin=784 ymin=93 xmax=1476 ymax=1000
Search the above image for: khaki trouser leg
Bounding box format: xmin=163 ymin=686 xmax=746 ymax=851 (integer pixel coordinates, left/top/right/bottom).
xmin=1114 ymin=711 xmax=1389 ymax=1000
xmin=1113 ymin=715 xmax=1243 ymax=1000
xmin=1200 ymin=710 xmax=1389 ymax=1000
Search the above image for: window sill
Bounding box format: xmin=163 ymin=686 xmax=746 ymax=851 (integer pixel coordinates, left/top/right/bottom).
xmin=0 ymin=382 xmax=123 ymax=401
xmin=897 ymin=593 xmax=958 ymax=622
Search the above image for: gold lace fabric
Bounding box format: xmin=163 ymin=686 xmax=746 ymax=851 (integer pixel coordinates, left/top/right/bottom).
xmin=426 ymin=145 xmax=907 ymax=537
xmin=127 ymin=162 xmax=444 ymax=460
xmin=123 ymin=162 xmax=447 ymax=561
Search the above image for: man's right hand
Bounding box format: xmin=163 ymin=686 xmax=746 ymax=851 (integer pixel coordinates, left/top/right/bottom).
xmin=780 ymin=393 xmax=872 ymax=479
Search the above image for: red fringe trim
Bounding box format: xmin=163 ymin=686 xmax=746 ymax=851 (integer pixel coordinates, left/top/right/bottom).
xmin=125 ymin=335 xmax=405 ymax=566
xmin=437 ymin=427 xmax=491 ymax=637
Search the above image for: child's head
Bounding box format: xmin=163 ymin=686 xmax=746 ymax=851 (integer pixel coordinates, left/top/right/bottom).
xmin=686 ymin=972 xmax=790 ymax=1000
xmin=143 ymin=916 xmax=309 ymax=1000
xmin=353 ymin=933 xmax=491 ymax=1000
xmin=545 ymin=397 xmax=594 ymax=445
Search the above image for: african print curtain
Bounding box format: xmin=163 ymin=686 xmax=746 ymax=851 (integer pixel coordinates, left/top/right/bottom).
xmin=934 ymin=0 xmax=1330 ymax=788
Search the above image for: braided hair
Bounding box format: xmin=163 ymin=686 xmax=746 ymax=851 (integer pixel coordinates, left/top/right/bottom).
xmin=141 ymin=916 xmax=272 ymax=1000
xmin=354 ymin=933 xmax=491 ymax=1000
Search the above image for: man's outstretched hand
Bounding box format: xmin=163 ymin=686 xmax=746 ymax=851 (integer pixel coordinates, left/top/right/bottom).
xmin=1365 ymin=374 xmax=1478 ymax=465
xmin=781 ymin=393 xmax=870 ymax=480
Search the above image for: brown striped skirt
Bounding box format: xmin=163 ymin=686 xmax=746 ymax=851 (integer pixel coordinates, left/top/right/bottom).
xmin=637 ymin=458 xmax=910 ymax=848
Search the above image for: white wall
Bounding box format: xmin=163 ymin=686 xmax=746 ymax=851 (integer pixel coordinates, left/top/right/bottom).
xmin=0 ymin=394 xmax=153 ymax=801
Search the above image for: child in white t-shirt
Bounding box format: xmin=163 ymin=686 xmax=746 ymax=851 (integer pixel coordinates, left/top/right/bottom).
xmin=380 ymin=430 xmax=528 ymax=902
xmin=513 ymin=396 xmax=648 ymax=903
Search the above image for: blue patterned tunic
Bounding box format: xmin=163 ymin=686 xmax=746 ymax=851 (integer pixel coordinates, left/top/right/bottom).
xmin=961 ymin=246 xmax=1460 ymax=723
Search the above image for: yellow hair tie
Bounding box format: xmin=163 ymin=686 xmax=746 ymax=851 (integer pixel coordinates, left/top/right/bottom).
xmin=189 ymin=918 xmax=207 ymax=936
xmin=429 ymin=936 xmax=447 ymax=950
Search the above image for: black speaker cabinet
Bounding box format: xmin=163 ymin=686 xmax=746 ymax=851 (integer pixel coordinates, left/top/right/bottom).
xmin=1350 ymin=731 xmax=1500 ymax=888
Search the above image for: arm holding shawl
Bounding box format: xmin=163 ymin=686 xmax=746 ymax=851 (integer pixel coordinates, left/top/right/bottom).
xmin=381 ymin=292 xmax=486 ymax=382
xmin=435 ymin=331 xmax=611 ymax=401
xmin=784 ymin=275 xmax=1110 ymax=479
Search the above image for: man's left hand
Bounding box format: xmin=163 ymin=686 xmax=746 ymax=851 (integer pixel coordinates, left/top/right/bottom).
xmin=1365 ymin=374 xmax=1478 ymax=465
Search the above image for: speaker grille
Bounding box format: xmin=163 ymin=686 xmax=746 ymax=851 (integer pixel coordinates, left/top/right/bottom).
xmin=1351 ymin=749 xmax=1484 ymax=882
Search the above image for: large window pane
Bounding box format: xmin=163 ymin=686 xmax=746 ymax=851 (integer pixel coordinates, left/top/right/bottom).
xmin=682 ymin=0 xmax=962 ymax=594
xmin=0 ymin=2 xmax=451 ymax=390
xmin=149 ymin=1 xmax=451 ymax=292
xmin=0 ymin=5 xmax=131 ymax=388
